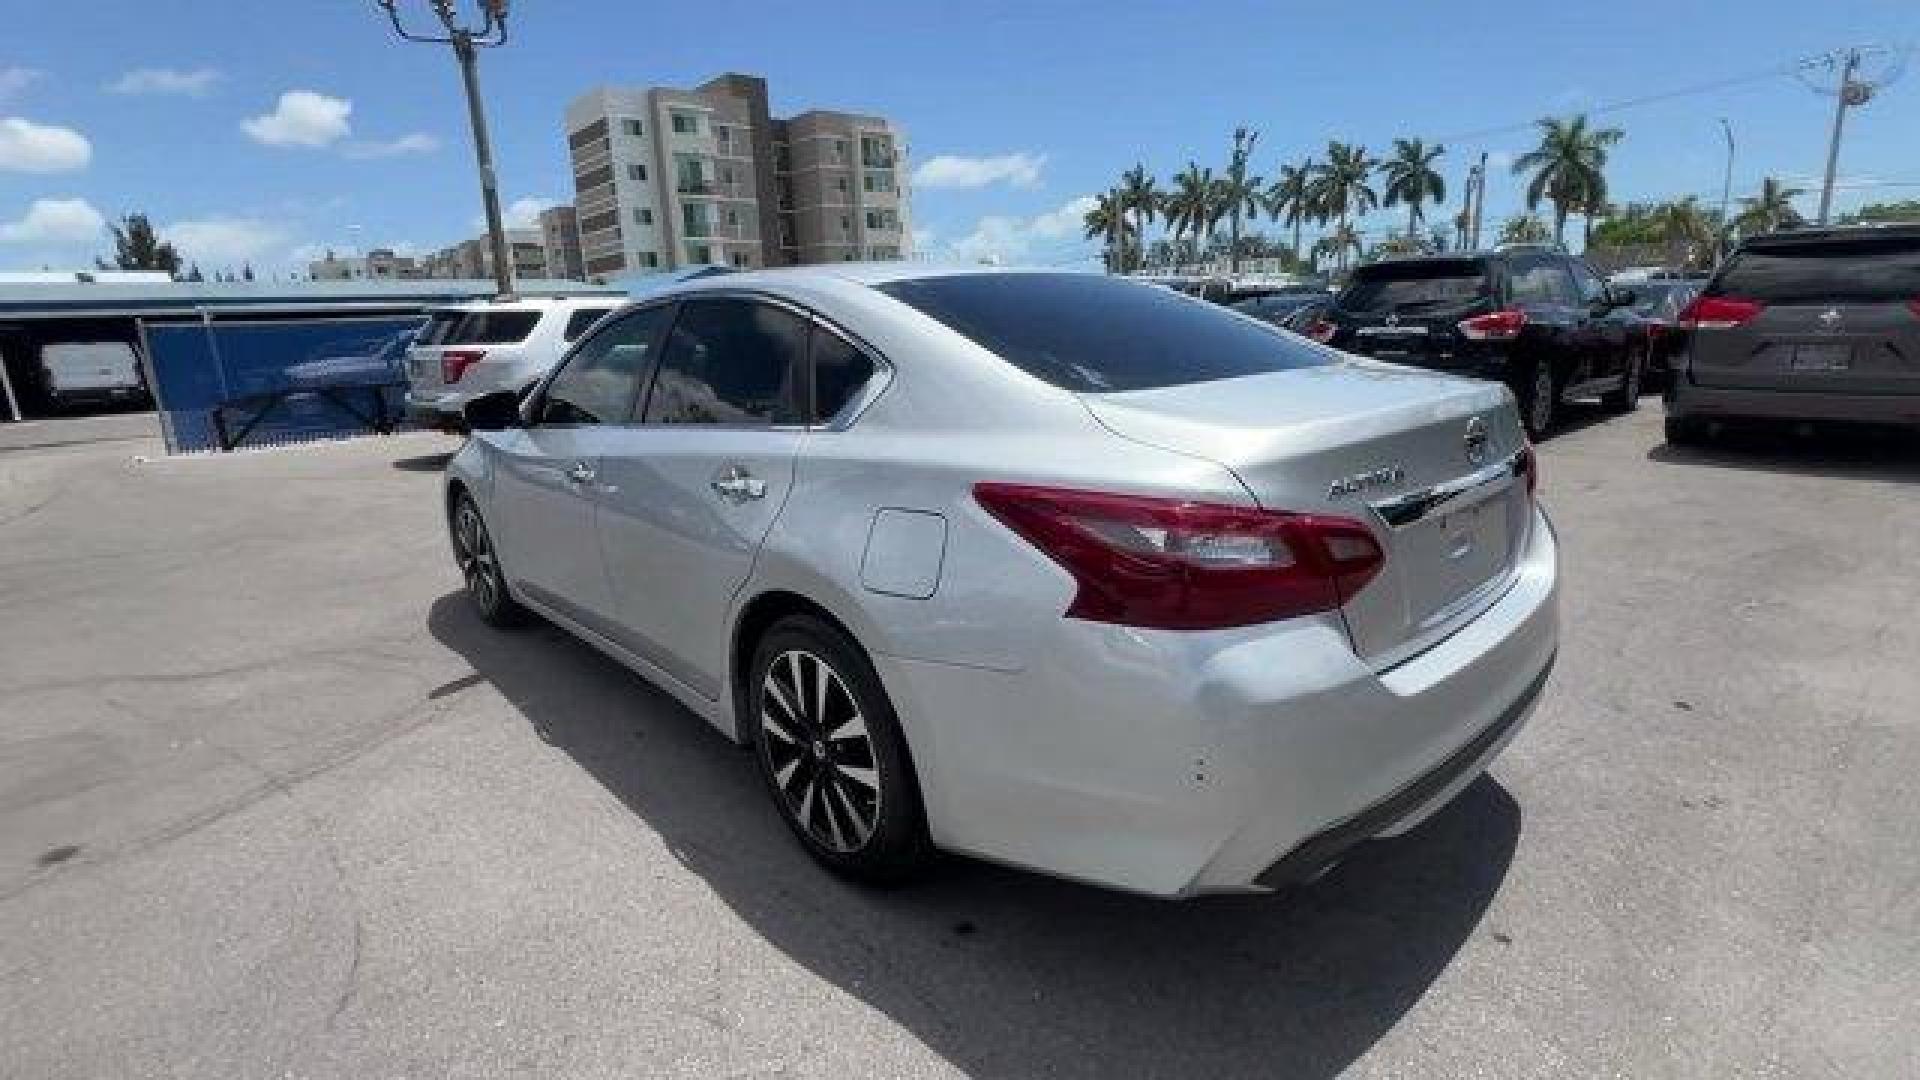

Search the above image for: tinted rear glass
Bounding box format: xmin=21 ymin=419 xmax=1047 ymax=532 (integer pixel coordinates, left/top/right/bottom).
xmin=419 ymin=309 xmax=541 ymax=346
xmin=877 ymin=273 xmax=1332 ymax=393
xmin=1339 ymin=260 xmax=1490 ymax=312
xmin=1715 ymin=234 xmax=1920 ymax=304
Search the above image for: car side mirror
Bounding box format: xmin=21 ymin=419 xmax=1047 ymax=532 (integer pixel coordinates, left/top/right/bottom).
xmin=463 ymin=390 xmax=523 ymax=431
xmin=1610 ymin=287 xmax=1637 ymax=308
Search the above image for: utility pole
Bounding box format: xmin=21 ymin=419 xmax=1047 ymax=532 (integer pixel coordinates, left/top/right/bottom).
xmin=1797 ymin=45 xmax=1903 ymax=225
xmin=1717 ymin=118 xmax=1735 ymax=260
xmin=1468 ymin=151 xmax=1489 ymax=249
xmin=373 ymin=0 xmax=516 ymax=300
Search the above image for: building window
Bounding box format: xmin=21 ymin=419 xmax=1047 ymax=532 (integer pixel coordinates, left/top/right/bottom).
xmin=636 ymin=251 xmax=659 ymax=268
xmin=627 ymin=162 xmax=647 ymax=182
xmin=688 ymin=243 xmax=713 ymax=263
xmin=840 ymin=215 xmax=851 ymax=232
xmin=835 ymin=176 xmax=849 ymax=195
xmin=863 ymin=171 xmax=895 ymax=193
xmin=624 ymin=118 xmax=643 ymax=138
xmin=731 ymin=251 xmax=750 ymax=268
xmin=725 ymin=209 xmax=739 ymax=227
xmin=865 ymin=209 xmax=896 ymax=231
xmin=833 ymin=139 xmax=849 ymax=163
xmin=634 ymin=207 xmax=653 ymax=226
xmin=671 ymin=112 xmax=699 ymax=135
xmin=860 ymin=135 xmax=894 ymax=168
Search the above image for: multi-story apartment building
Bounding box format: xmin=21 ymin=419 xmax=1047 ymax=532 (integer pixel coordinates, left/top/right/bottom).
xmin=537 ymin=204 xmax=586 ymax=281
xmin=564 ymin=73 xmax=909 ymax=278
xmin=306 ymin=248 xmax=424 ymax=281
xmin=424 ymin=230 xmax=552 ymax=281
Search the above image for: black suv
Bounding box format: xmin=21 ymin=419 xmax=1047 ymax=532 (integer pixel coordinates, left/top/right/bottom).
xmin=1311 ymin=246 xmax=1646 ymax=438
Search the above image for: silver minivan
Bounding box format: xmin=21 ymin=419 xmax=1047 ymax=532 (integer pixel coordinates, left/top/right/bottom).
xmin=1666 ymin=224 xmax=1920 ymax=442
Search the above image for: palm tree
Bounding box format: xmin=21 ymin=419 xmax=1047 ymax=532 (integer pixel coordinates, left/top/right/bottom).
xmin=1652 ymin=197 xmax=1716 ymax=269
xmin=1083 ymin=191 xmax=1134 ymax=272
xmin=1736 ymin=176 xmax=1806 ymax=237
xmin=1219 ymin=127 xmax=1264 ymax=273
xmin=1309 ymin=142 xmax=1378 ymax=272
xmin=1266 ymin=158 xmax=1315 ymax=268
xmin=1511 ymin=114 xmax=1624 ymax=244
xmin=1118 ymin=164 xmax=1160 ymax=272
xmin=1382 ymin=138 xmax=1447 ymax=240
xmin=1165 ymin=162 xmax=1215 ymax=263
xmin=1313 ymin=221 xmax=1363 ymax=272
xmin=1499 ymin=214 xmax=1552 ymax=244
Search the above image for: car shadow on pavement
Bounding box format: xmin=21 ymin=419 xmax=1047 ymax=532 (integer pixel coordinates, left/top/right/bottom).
xmin=1647 ymin=423 xmax=1920 ymax=483
xmin=391 ymin=451 xmax=454 ymax=472
xmin=429 ymin=593 xmax=1521 ymax=1079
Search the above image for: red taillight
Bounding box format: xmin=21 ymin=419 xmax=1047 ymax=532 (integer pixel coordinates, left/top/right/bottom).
xmin=1305 ymin=319 xmax=1337 ymax=343
xmin=1458 ymin=309 xmax=1527 ymax=340
xmin=1679 ymin=295 xmax=1763 ymax=329
xmin=441 ymin=349 xmax=486 ymax=383
xmin=972 ymin=483 xmax=1385 ymax=630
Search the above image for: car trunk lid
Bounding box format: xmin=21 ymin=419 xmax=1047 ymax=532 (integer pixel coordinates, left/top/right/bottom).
xmin=1333 ymin=258 xmax=1498 ymax=371
xmin=1081 ymin=363 xmax=1532 ymax=665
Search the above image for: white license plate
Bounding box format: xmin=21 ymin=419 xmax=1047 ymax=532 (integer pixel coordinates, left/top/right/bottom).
xmin=1791 ymin=343 xmax=1851 ymax=371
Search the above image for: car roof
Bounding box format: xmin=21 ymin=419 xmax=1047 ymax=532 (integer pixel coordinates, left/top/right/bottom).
xmin=427 ymin=295 xmax=618 ymax=314
xmin=1740 ymin=222 xmax=1920 ymax=249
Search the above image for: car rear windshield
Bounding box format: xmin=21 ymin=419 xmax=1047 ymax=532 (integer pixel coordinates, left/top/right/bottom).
xmin=876 ymin=273 xmax=1332 ymax=393
xmin=419 ymin=309 xmax=542 ymax=347
xmin=1714 ymin=234 xmax=1920 ymax=305
xmin=1338 ymin=259 xmax=1491 ymax=313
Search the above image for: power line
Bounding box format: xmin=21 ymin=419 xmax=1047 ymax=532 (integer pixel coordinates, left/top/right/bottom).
xmin=1434 ymin=65 xmax=1798 ymax=144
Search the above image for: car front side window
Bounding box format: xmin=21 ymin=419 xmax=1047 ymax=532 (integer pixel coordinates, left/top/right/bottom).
xmin=536 ymin=306 xmax=667 ymax=426
xmin=641 ymin=297 xmax=806 ymax=427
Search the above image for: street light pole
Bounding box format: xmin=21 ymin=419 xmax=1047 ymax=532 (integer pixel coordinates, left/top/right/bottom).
xmin=373 ymin=0 xmax=516 ymax=301
xmin=1717 ymin=118 xmax=1735 ymax=260
xmin=1815 ymin=48 xmax=1861 ymax=225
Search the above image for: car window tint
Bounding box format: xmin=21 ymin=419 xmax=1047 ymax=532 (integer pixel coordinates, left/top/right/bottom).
xmin=877 ymin=273 xmax=1331 ymax=394
xmin=538 ymin=307 xmax=666 ymax=425
xmin=419 ymin=309 xmax=541 ymax=346
xmin=1339 ymin=260 xmax=1489 ymax=313
xmin=1568 ymin=261 xmax=1608 ymax=306
xmin=643 ymin=297 xmax=805 ymax=426
xmin=1508 ymin=255 xmax=1565 ymax=305
xmin=1714 ymin=234 xmax=1920 ymax=304
xmin=811 ymin=327 xmax=876 ymax=423
xmin=562 ymin=308 xmax=615 ymax=342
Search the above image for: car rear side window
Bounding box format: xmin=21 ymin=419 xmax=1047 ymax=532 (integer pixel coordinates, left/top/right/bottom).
xmin=876 ymin=273 xmax=1330 ymax=394
xmin=643 ymin=297 xmax=806 ymax=426
xmin=1339 ymin=260 xmax=1489 ymax=313
xmin=419 ymin=309 xmax=541 ymax=346
xmin=1715 ymin=234 xmax=1920 ymax=304
xmin=810 ymin=326 xmax=876 ymax=423
xmin=562 ymin=308 xmax=616 ymax=342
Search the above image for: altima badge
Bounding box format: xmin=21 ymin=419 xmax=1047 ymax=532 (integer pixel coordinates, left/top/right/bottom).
xmin=1328 ymin=465 xmax=1407 ymax=500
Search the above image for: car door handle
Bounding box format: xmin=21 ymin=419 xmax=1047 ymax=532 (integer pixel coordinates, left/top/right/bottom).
xmin=564 ymin=461 xmax=596 ymax=486
xmin=710 ymin=465 xmax=766 ymax=503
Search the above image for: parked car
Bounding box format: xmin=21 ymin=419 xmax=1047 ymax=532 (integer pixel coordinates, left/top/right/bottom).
xmin=1312 ymin=247 xmax=1647 ymax=438
xmin=1230 ymin=286 xmax=1333 ymax=327
xmin=1280 ymin=294 xmax=1334 ymax=334
xmin=38 ymin=340 xmax=147 ymax=410
xmin=1622 ymin=279 xmax=1702 ymax=387
xmin=1666 ymin=224 xmax=1920 ymax=444
xmin=405 ymin=296 xmax=620 ymax=431
xmin=444 ymin=267 xmax=1559 ymax=897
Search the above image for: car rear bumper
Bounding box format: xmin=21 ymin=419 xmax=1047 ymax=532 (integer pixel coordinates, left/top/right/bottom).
xmin=875 ymin=504 xmax=1560 ymax=898
xmin=1669 ymin=381 xmax=1920 ymax=427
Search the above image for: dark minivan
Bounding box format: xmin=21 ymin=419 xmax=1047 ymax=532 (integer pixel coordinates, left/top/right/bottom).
xmin=1313 ymin=247 xmax=1645 ymax=438
xmin=1665 ymin=224 xmax=1920 ymax=444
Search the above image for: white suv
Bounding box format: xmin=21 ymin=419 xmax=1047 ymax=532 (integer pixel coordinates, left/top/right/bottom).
xmin=405 ymin=296 xmax=620 ymax=431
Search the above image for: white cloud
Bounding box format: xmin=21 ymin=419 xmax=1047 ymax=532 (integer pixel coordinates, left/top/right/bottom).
xmin=242 ymin=91 xmax=352 ymax=148
xmin=0 ymin=67 xmax=41 ymax=101
xmin=108 ymin=67 xmax=222 ymax=96
xmin=0 ymin=115 xmax=92 ymax=172
xmin=948 ymin=194 xmax=1098 ymax=265
xmin=474 ymin=196 xmax=557 ymax=232
xmin=0 ymin=197 xmax=105 ymax=245
xmin=912 ymin=152 xmax=1046 ymax=190
xmin=164 ymin=217 xmax=289 ymax=266
xmin=341 ymin=132 xmax=440 ymax=159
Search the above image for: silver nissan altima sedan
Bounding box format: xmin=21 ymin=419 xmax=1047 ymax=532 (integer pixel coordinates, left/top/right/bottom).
xmin=443 ymin=265 xmax=1559 ymax=898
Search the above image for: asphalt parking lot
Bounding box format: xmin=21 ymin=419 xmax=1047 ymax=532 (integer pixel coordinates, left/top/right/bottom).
xmin=3 ymin=404 xmax=1917 ymax=1079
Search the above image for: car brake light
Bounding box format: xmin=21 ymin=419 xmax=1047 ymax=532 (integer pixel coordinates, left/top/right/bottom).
xmin=973 ymin=483 xmax=1384 ymax=630
xmin=1679 ymin=295 xmax=1763 ymax=329
xmin=442 ymin=349 xmax=486 ymax=383
xmin=1457 ymin=309 xmax=1527 ymax=340
xmin=1305 ymin=319 xmax=1337 ymax=343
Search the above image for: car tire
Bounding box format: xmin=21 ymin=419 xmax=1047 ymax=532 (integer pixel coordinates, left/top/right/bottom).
xmin=1603 ymin=350 xmax=1643 ymax=413
xmin=748 ymin=613 xmax=933 ymax=883
xmin=1664 ymin=415 xmax=1710 ymax=447
xmin=1519 ymin=361 xmax=1560 ymax=440
xmin=450 ymin=492 xmax=527 ymax=628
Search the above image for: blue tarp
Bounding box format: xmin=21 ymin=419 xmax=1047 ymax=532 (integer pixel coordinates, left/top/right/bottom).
xmin=147 ymin=316 xmax=424 ymax=453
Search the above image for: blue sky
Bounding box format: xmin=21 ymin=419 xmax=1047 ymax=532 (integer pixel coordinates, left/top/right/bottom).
xmin=3 ymin=0 xmax=1917 ymax=275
